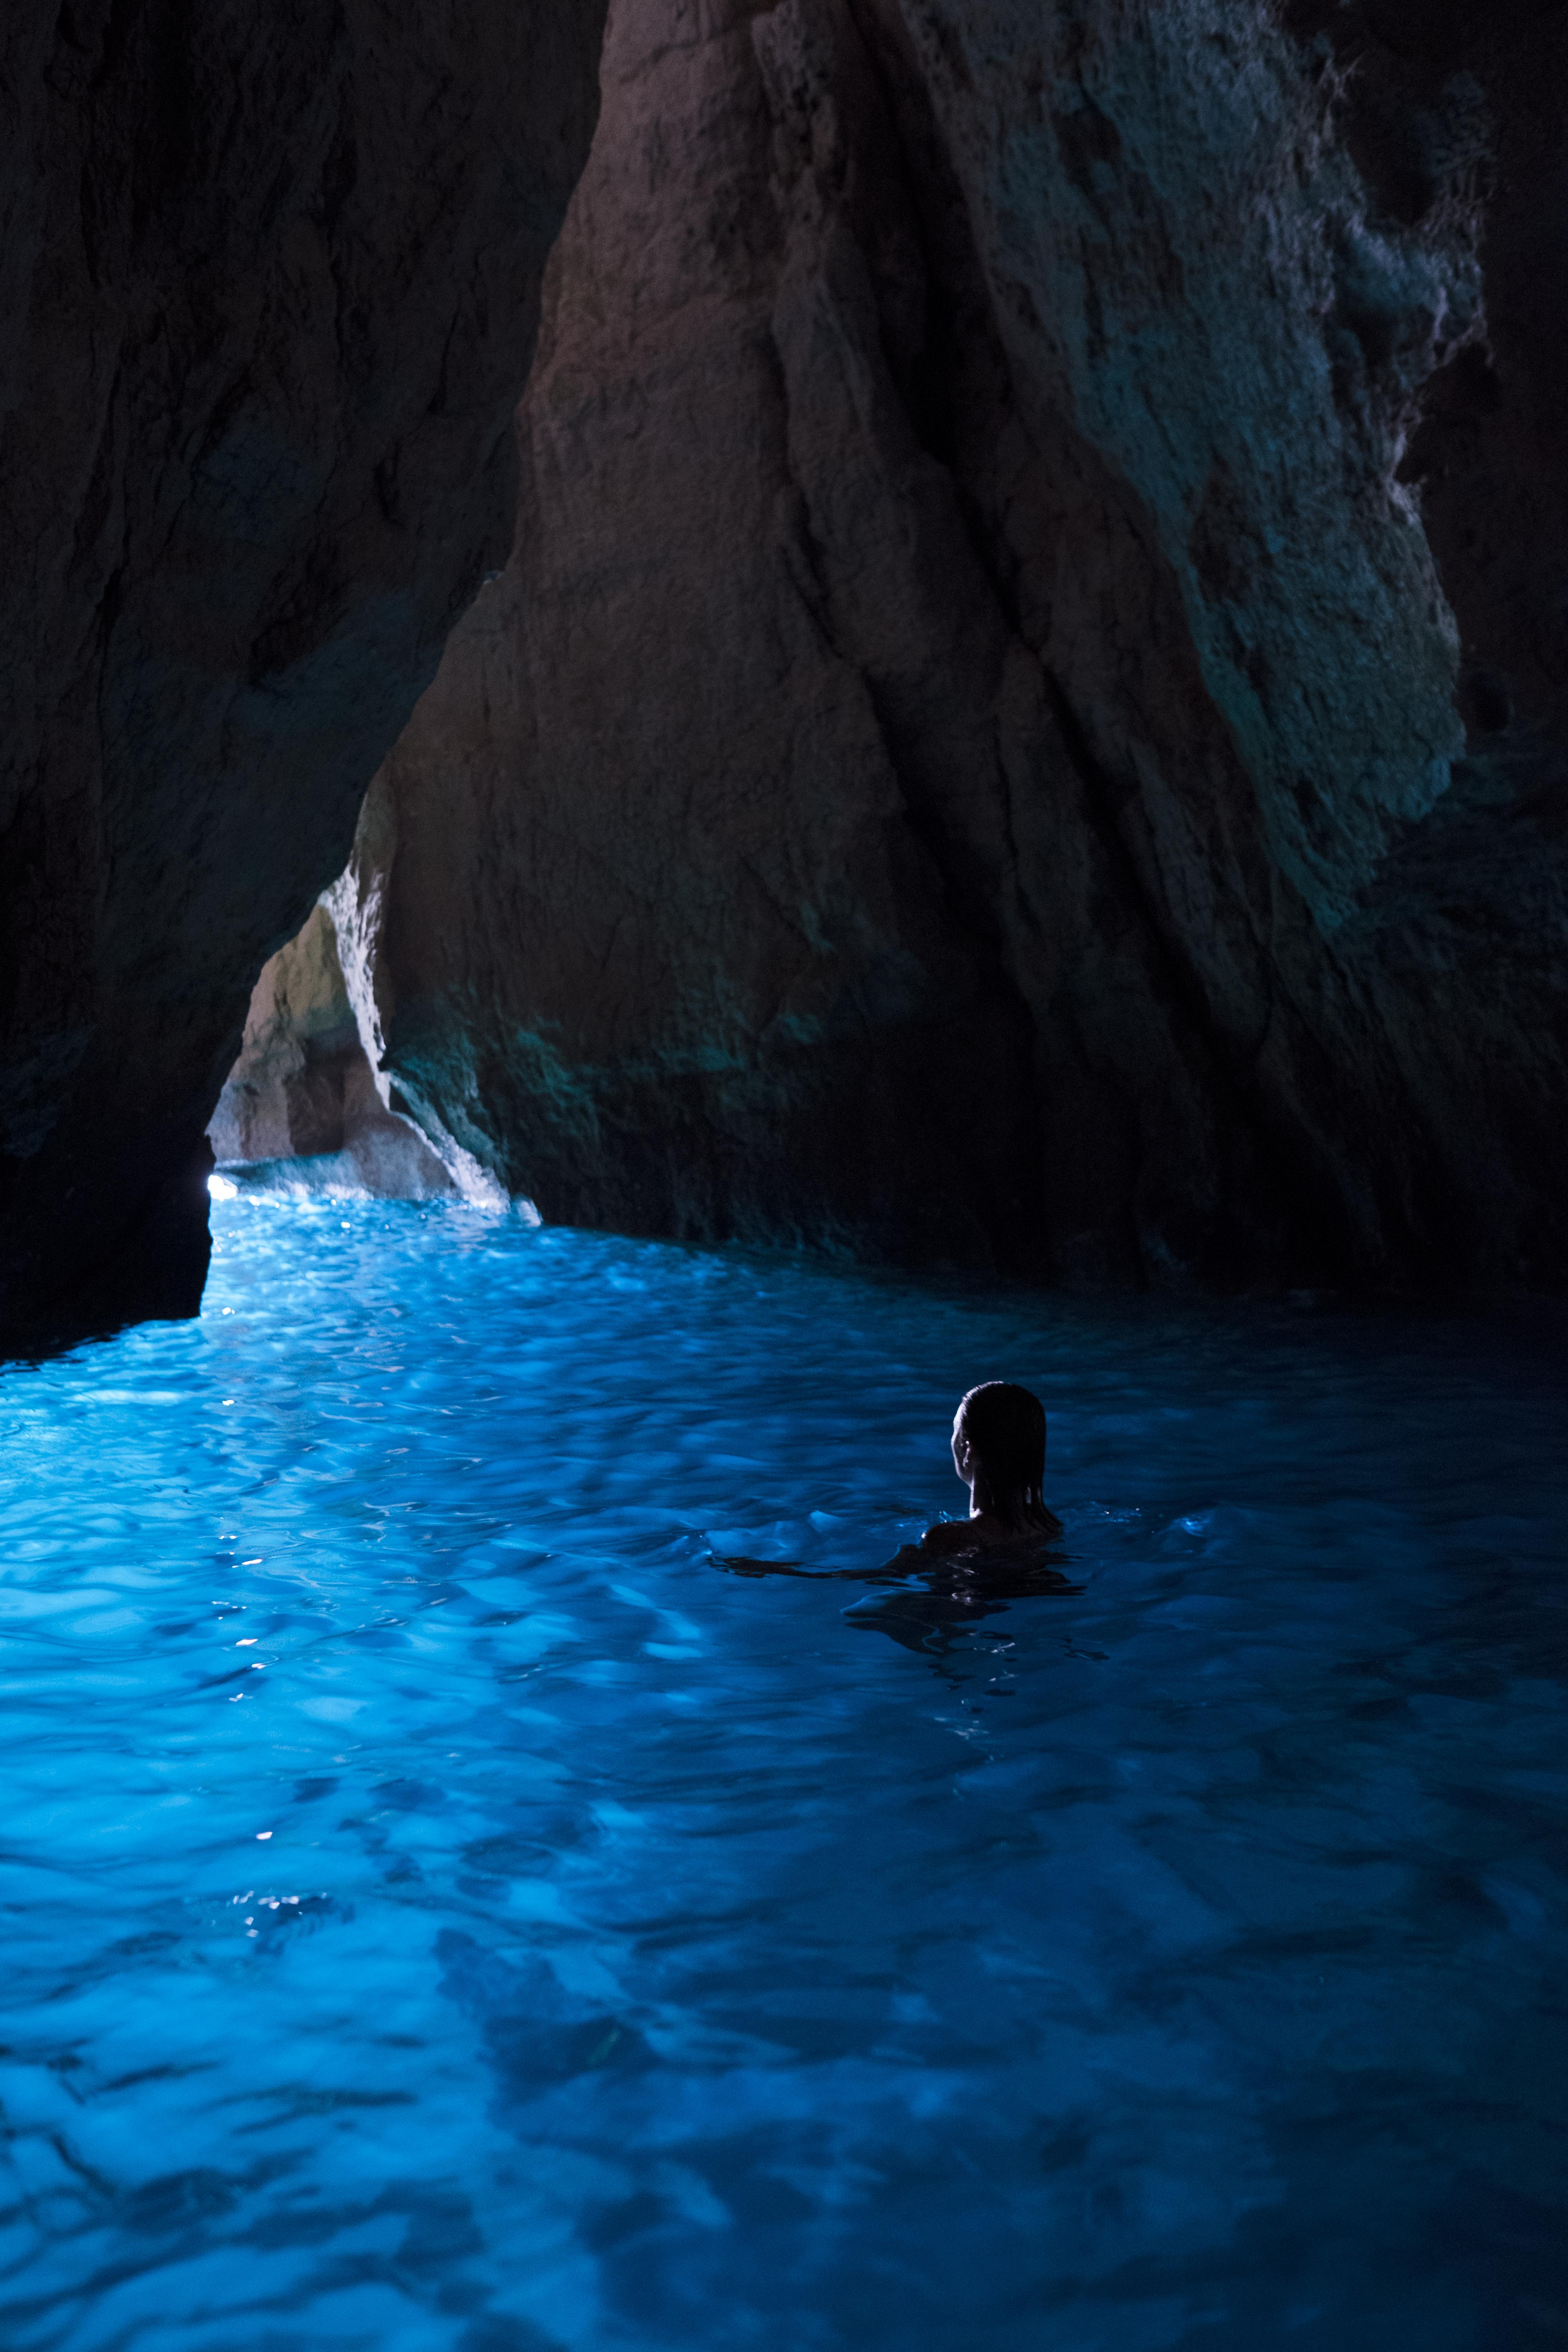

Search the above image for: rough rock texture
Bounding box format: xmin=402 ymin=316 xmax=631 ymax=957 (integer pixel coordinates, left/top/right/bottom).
xmin=349 ymin=0 xmax=1567 ymax=1289
xmin=320 ymin=785 xmax=508 ymax=1205
xmin=208 ymin=904 xmax=454 ymax=1197
xmin=0 ymin=0 xmax=606 ymax=1341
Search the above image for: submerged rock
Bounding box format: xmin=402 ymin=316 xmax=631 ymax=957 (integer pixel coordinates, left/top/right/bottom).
xmin=0 ymin=0 xmax=607 ymax=1342
xmin=343 ymin=0 xmax=1566 ymax=1289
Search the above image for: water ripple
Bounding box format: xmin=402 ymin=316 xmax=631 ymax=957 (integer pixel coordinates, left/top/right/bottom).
xmin=0 ymin=1200 xmax=1563 ymax=2349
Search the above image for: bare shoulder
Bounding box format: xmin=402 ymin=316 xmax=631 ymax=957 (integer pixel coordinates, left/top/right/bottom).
xmin=918 ymin=1519 xmax=976 ymax=1554
xmin=922 ymin=1510 xmax=1063 ymax=1553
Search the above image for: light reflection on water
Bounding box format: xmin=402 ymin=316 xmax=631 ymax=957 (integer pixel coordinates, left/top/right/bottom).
xmin=0 ymin=1197 xmax=1564 ymax=2350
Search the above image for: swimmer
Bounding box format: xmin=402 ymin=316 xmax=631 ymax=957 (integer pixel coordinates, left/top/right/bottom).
xmin=920 ymin=1381 xmax=1063 ymax=1552
xmin=713 ymin=1379 xmax=1062 ymax=1582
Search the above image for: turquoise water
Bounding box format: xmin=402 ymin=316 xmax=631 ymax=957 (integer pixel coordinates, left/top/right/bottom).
xmin=0 ymin=1196 xmax=1564 ymax=2352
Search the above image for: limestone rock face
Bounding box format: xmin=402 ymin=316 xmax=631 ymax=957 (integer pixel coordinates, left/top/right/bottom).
xmin=356 ymin=0 xmax=1567 ymax=1288
xmin=208 ymin=905 xmax=454 ymax=1198
xmin=0 ymin=0 xmax=606 ymax=1340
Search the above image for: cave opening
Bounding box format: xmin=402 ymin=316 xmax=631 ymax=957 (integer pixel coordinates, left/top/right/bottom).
xmin=205 ymin=892 xmax=459 ymax=1208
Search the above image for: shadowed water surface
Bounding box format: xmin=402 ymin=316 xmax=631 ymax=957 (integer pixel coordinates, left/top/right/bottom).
xmin=0 ymin=1198 xmax=1564 ymax=2351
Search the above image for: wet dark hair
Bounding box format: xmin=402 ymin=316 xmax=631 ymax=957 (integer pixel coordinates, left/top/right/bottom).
xmin=956 ymin=1381 xmax=1050 ymax=1531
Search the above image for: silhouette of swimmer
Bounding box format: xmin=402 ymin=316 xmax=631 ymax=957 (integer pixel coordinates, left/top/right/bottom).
xmin=920 ymin=1381 xmax=1063 ymax=1553
xmin=717 ymin=1381 xmax=1076 ymax=1655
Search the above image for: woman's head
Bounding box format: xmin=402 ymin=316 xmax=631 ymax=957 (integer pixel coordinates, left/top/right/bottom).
xmin=952 ymin=1382 xmax=1049 ymax=1530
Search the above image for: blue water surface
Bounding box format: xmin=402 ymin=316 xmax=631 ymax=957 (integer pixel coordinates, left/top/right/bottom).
xmin=0 ymin=1196 xmax=1564 ymax=2352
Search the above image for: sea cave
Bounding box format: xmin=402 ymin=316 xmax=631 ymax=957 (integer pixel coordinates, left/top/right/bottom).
xmin=1 ymin=2 xmax=1564 ymax=2345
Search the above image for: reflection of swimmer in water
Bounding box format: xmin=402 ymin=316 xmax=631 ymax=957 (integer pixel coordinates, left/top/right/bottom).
xmin=919 ymin=1381 xmax=1063 ymax=1554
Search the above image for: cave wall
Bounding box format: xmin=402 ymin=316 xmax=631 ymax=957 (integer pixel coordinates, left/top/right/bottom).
xmin=347 ymin=0 xmax=1567 ymax=1289
xmin=0 ymin=0 xmax=607 ymax=1342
